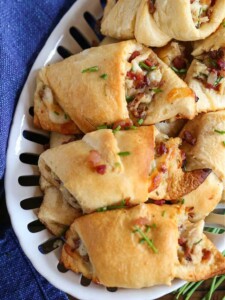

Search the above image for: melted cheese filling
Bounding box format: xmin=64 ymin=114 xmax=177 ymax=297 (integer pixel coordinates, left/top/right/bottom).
xmin=40 ymin=85 xmax=71 ymax=124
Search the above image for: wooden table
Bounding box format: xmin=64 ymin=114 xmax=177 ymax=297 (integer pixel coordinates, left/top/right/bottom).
xmin=1 ymin=180 xmax=224 ymax=300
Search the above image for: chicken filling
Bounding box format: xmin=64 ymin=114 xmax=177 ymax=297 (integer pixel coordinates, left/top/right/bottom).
xmin=191 ymin=0 xmax=216 ymax=28
xmin=178 ymin=219 xmax=212 ymax=265
xmin=126 ymin=51 xmax=163 ymax=121
xmin=194 ymin=47 xmax=225 ymax=92
xmin=39 ymin=84 xmax=71 ymax=124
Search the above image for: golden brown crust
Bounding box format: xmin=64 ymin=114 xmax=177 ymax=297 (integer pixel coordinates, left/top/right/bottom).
xmin=33 ymin=71 xmax=81 ymax=134
xmin=38 ymin=127 xmax=155 ymax=213
xmin=61 ymin=204 xmax=181 ymax=288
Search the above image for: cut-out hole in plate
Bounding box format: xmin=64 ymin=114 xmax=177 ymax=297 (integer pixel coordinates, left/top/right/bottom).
xmin=27 ymin=219 xmax=46 ymax=233
xmin=57 ymin=262 xmax=68 ymax=273
xmin=38 ymin=237 xmax=64 ymax=254
xmin=70 ymin=26 xmax=91 ymax=49
xmin=83 ymin=11 xmax=104 ymax=41
xmin=19 ymin=153 xmax=39 ymax=165
xmin=23 ymin=130 xmax=49 ymax=145
xmin=57 ymin=46 xmax=73 ymax=59
xmin=29 ymin=106 xmax=34 ymax=117
xmin=80 ymin=276 xmax=92 ymax=287
xmin=18 ymin=175 xmax=40 ymax=186
xmin=107 ymin=287 xmax=118 ymax=292
xmin=20 ymin=196 xmax=43 ymax=210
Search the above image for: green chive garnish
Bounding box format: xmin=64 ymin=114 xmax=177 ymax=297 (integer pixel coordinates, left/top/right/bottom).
xmin=152 ymin=88 xmax=163 ymax=93
xmin=171 ymin=66 xmax=187 ymax=74
xmin=132 ymin=226 xmax=158 ymax=253
xmin=100 ymin=73 xmax=108 ymax=79
xmin=82 ymin=66 xmax=99 ymax=73
xmin=118 ymin=151 xmax=131 ymax=156
xmin=180 ymin=198 xmax=185 ymax=205
xmin=97 ymin=124 xmax=108 ymax=130
xmin=126 ymin=95 xmax=134 ymax=103
xmin=139 ymin=62 xmax=157 ymax=72
xmin=97 ymin=200 xmax=126 ymax=212
xmin=214 ymin=129 xmax=225 ymax=134
xmin=54 ymin=111 xmax=59 ymax=115
xmin=137 ymin=118 xmax=144 ymax=125
xmin=222 ymin=21 xmax=225 ymax=27
xmin=114 ymin=162 xmax=121 ymax=168
xmin=162 ymin=210 xmax=166 ymax=217
xmin=213 ymin=76 xmax=224 ymax=87
xmin=113 ymin=125 xmax=121 ymax=133
xmin=64 ymin=113 xmax=69 ymax=119
xmin=223 ymin=141 xmax=225 ymax=146
xmin=194 ymin=239 xmax=202 ymax=245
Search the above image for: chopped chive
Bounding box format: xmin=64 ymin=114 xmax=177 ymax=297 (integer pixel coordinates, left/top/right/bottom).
xmin=194 ymin=238 xmax=202 ymax=245
xmin=213 ymin=76 xmax=224 ymax=87
xmin=96 ymin=200 xmax=127 ymax=212
xmin=113 ymin=125 xmax=121 ymax=133
xmin=145 ymin=225 xmax=151 ymax=233
xmin=64 ymin=113 xmax=69 ymax=119
xmin=139 ymin=62 xmax=157 ymax=72
xmin=132 ymin=225 xmax=158 ymax=253
xmin=96 ymin=206 xmax=107 ymax=212
xmin=162 ymin=210 xmax=166 ymax=217
xmin=180 ymin=198 xmax=185 ymax=205
xmin=137 ymin=118 xmax=144 ymax=125
xmin=130 ymin=125 xmax=137 ymax=130
xmin=126 ymin=95 xmax=134 ymax=103
xmin=223 ymin=141 xmax=225 ymax=146
xmin=118 ymin=151 xmax=131 ymax=156
xmin=171 ymin=66 xmax=187 ymax=74
xmin=97 ymin=124 xmax=108 ymax=130
xmin=152 ymin=88 xmax=163 ymax=93
xmin=54 ymin=111 xmax=59 ymax=115
xmin=222 ymin=21 xmax=225 ymax=27
xmin=114 ymin=162 xmax=121 ymax=168
xmin=82 ymin=66 xmax=99 ymax=73
xmin=100 ymin=73 xmax=108 ymax=79
xmin=214 ymin=129 xmax=225 ymax=134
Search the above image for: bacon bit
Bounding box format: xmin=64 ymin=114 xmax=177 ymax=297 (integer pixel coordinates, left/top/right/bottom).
xmin=167 ymin=87 xmax=195 ymax=103
xmin=72 ymin=238 xmax=81 ymax=250
xmin=148 ymin=0 xmax=156 ymax=14
xmin=112 ymin=118 xmax=133 ymax=130
xmin=156 ymin=142 xmax=168 ymax=156
xmin=172 ymin=56 xmax=187 ymax=70
xmin=88 ymin=150 xmax=101 ymax=167
xmin=202 ymin=249 xmax=211 ymax=261
xmin=148 ymin=173 xmax=162 ymax=192
xmin=153 ymin=200 xmax=166 ymax=206
xmin=133 ymin=217 xmax=150 ymax=226
xmin=182 ymin=130 xmax=197 ymax=146
xmin=160 ymin=163 xmax=167 ymax=173
xmin=144 ymin=58 xmax=157 ymax=67
xmin=95 ymin=164 xmax=107 ymax=175
xmin=178 ymin=237 xmax=186 ymax=247
xmin=126 ymin=71 xmax=148 ymax=89
xmin=128 ymin=51 xmax=140 ymax=63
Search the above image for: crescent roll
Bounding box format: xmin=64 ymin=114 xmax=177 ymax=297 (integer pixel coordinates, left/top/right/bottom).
xmin=154 ymin=0 xmax=225 ymax=41
xmin=180 ymin=111 xmax=225 ymax=187
xmin=34 ymin=41 xmax=196 ymax=133
xmin=38 ymin=127 xmax=210 ymax=213
xmin=38 ymin=133 xmax=83 ymax=236
xmin=61 ymin=204 xmax=225 ymax=288
xmin=185 ymin=28 xmax=225 ymax=114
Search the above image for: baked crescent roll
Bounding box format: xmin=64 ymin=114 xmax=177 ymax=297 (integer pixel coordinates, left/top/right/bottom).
xmin=192 ymin=19 xmax=225 ymax=57
xmin=38 ymin=186 xmax=81 ymax=236
xmin=101 ymin=0 xmax=171 ymax=47
xmin=34 ymin=41 xmax=196 ymax=133
xmin=180 ymin=111 xmax=225 ymax=188
xmin=155 ymin=41 xmax=192 ymax=79
xmin=61 ymin=203 xmax=225 ymax=288
xmin=34 ymin=71 xmax=81 ymax=135
xmin=101 ymin=0 xmax=142 ymax=40
xmin=38 ymin=127 xmax=155 ymax=213
xmin=185 ymin=49 xmax=225 ymax=114
xmin=38 ymin=132 xmax=83 ymax=236
xmin=148 ymin=133 xmax=211 ymax=200
xmin=154 ymin=0 xmax=225 ymax=41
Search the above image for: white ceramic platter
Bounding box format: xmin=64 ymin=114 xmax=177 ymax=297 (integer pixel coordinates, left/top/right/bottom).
xmin=6 ymin=0 xmax=222 ymax=299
